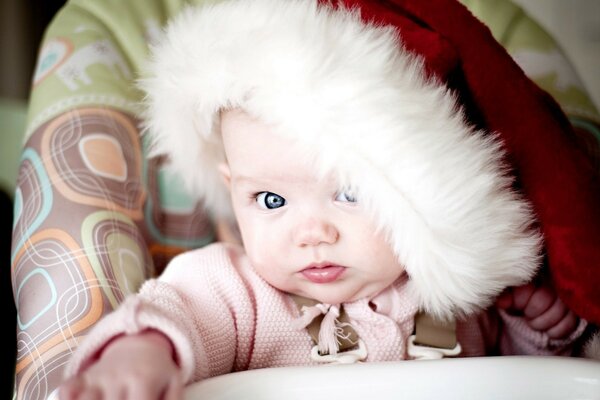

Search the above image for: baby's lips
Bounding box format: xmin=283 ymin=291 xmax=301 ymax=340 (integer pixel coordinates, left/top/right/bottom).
xmin=301 ymin=264 xmax=346 ymax=283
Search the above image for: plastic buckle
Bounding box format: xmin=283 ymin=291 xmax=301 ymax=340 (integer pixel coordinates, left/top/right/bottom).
xmin=310 ymin=339 xmax=368 ymax=364
xmin=407 ymin=335 xmax=462 ymax=360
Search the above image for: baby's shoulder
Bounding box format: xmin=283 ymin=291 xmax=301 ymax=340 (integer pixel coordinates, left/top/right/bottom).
xmin=159 ymin=242 xmax=253 ymax=282
xmin=157 ymin=243 xmax=280 ymax=305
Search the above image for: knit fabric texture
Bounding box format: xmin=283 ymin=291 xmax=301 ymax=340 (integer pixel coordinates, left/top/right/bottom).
xmin=64 ymin=244 xmax=585 ymax=383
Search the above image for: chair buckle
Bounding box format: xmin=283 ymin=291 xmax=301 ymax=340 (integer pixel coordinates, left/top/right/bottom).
xmin=407 ymin=335 xmax=462 ymax=360
xmin=310 ymin=339 xmax=368 ymax=364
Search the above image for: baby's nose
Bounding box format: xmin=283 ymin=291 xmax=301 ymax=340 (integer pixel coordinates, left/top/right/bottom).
xmin=293 ymin=217 xmax=339 ymax=246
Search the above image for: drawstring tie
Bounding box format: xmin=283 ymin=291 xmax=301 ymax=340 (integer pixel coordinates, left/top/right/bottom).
xmin=294 ymin=303 xmax=353 ymax=355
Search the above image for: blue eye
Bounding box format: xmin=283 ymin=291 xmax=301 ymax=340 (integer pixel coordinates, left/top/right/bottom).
xmin=256 ymin=192 xmax=286 ymax=209
xmin=335 ymin=190 xmax=357 ymax=203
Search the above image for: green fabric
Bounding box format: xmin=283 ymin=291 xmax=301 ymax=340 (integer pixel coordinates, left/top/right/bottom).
xmin=461 ymin=0 xmax=599 ymax=121
xmin=25 ymin=0 xmax=224 ymax=220
xmin=0 ymin=98 xmax=26 ymax=194
xmin=25 ymin=0 xmax=220 ymax=138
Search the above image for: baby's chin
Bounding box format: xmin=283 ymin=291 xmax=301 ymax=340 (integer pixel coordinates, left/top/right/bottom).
xmin=288 ymin=286 xmax=366 ymax=305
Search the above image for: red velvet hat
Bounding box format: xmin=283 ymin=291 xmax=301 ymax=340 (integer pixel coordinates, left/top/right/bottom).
xmin=342 ymin=0 xmax=600 ymax=324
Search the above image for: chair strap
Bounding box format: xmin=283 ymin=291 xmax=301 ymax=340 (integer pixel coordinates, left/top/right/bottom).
xmin=413 ymin=311 xmax=457 ymax=350
xmin=289 ymin=295 xmax=458 ymax=354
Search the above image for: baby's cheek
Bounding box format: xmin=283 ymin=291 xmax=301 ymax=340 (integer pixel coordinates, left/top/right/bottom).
xmin=245 ymin=247 xmax=278 ymax=278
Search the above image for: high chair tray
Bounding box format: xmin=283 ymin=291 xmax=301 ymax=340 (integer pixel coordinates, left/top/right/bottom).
xmin=185 ymin=356 xmax=600 ymax=400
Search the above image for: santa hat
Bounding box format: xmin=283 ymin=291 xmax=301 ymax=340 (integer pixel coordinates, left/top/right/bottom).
xmin=141 ymin=0 xmax=599 ymax=322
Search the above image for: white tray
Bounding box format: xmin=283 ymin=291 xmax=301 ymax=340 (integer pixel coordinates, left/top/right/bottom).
xmin=185 ymin=356 xmax=600 ymax=400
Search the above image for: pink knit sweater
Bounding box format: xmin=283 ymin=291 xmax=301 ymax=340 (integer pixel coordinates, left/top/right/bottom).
xmin=64 ymin=243 xmax=585 ymax=384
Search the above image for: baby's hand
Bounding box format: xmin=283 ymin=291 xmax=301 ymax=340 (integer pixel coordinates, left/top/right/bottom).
xmin=59 ymin=330 xmax=182 ymax=400
xmin=496 ymin=283 xmax=579 ymax=339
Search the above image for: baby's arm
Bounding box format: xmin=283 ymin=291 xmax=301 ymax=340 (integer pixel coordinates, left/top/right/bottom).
xmin=58 ymin=245 xmax=255 ymax=398
xmin=494 ymin=282 xmax=585 ymax=355
xmin=59 ymin=331 xmax=181 ymax=400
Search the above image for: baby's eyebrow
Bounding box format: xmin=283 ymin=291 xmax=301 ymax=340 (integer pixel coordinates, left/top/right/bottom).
xmin=232 ymin=175 xmax=290 ymax=192
xmin=234 ymin=173 xmax=314 ymax=186
xmin=233 ymin=175 xmax=272 ymax=186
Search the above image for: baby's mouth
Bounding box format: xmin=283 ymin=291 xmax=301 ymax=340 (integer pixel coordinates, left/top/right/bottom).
xmin=301 ymin=263 xmax=346 ymax=284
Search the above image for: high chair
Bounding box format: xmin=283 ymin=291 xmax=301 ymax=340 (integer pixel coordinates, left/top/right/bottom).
xmin=8 ymin=0 xmax=600 ymax=399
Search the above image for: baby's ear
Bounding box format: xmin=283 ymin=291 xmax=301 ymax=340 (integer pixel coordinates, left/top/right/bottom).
xmin=218 ymin=163 xmax=231 ymax=190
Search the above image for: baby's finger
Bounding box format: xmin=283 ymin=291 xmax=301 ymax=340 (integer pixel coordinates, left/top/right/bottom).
xmin=128 ymin=384 xmax=163 ymax=400
xmin=163 ymin=375 xmax=184 ymax=400
xmin=76 ymin=386 xmax=101 ymax=400
xmin=546 ymin=311 xmax=579 ymax=339
xmin=495 ymin=289 xmax=514 ymax=310
xmin=58 ymin=377 xmax=84 ymax=400
xmin=82 ymin=373 xmax=125 ymax=400
xmin=510 ymin=284 xmax=536 ymax=312
xmin=527 ymin=297 xmax=568 ymax=331
xmin=523 ymin=286 xmax=555 ymax=319
xmin=126 ymin=374 xmax=181 ymax=400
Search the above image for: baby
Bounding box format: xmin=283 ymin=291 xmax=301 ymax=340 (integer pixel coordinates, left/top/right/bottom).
xmin=59 ymin=0 xmax=583 ymax=398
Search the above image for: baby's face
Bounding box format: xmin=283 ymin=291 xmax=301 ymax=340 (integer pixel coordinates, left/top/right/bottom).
xmin=220 ymin=109 xmax=405 ymax=304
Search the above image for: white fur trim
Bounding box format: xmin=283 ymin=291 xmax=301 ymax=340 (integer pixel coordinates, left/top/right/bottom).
xmin=140 ymin=0 xmax=541 ymax=318
xmin=583 ymin=331 xmax=600 ymax=360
